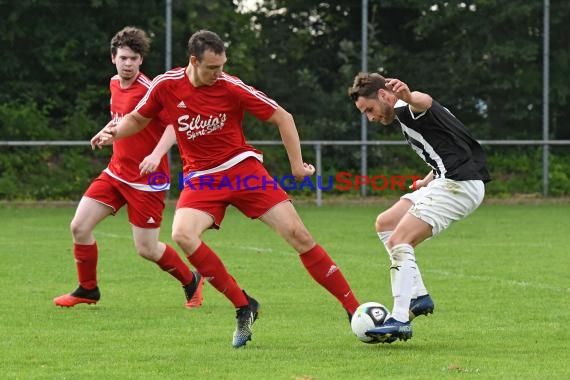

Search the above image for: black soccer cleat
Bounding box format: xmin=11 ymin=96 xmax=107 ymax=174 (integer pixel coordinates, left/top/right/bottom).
xmin=183 ymin=271 xmax=204 ymax=309
xmin=232 ymin=291 xmax=260 ymax=348
xmin=409 ymin=294 xmax=435 ymax=321
xmin=365 ymin=317 xmax=413 ymax=343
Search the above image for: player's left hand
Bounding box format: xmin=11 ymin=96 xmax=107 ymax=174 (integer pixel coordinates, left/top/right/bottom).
xmin=292 ymin=162 xmax=315 ymax=180
xmin=385 ymin=78 xmax=412 ymax=102
xmin=139 ymin=154 xmax=161 ymax=175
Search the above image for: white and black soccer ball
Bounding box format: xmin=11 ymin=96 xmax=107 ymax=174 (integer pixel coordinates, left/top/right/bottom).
xmin=350 ymin=302 xmax=390 ymax=343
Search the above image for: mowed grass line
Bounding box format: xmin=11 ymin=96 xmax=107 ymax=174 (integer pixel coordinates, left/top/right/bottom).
xmin=0 ymin=203 xmax=568 ymax=379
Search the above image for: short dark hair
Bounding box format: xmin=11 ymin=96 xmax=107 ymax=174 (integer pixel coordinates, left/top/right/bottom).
xmin=110 ymin=26 xmax=151 ymax=57
xmin=187 ymin=30 xmax=226 ymax=60
xmin=348 ymin=72 xmax=387 ymax=101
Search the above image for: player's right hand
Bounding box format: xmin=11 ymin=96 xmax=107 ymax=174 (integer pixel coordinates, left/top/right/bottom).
xmin=90 ymin=126 xmax=116 ymax=150
xmin=409 ymin=179 xmax=426 ymax=190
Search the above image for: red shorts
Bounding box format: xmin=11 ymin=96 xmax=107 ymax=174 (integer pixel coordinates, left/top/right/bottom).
xmin=176 ymin=158 xmax=290 ymax=228
xmin=84 ymin=172 xmax=165 ymax=228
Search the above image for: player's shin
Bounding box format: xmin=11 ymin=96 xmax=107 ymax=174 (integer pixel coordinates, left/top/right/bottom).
xmin=388 ymin=243 xmax=416 ymax=322
xmin=186 ymin=242 xmax=248 ymax=307
xmin=156 ymin=244 xmax=194 ymax=285
xmin=299 ymin=244 xmax=360 ymax=315
xmin=379 ymin=231 xmax=427 ymax=299
xmin=74 ymin=242 xmax=98 ymax=289
xmin=412 ymin=264 xmax=428 ymax=298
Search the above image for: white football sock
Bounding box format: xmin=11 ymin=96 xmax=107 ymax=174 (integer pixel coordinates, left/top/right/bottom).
xmin=377 ymin=231 xmax=428 ymax=299
xmin=377 ymin=231 xmax=399 ymax=307
xmin=377 ymin=231 xmax=392 ymax=249
xmin=413 ymin=268 xmax=428 ymax=298
xmin=389 ymin=243 xmax=416 ymax=322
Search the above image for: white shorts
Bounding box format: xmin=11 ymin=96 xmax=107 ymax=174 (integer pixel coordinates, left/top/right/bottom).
xmin=401 ymin=178 xmax=485 ymax=236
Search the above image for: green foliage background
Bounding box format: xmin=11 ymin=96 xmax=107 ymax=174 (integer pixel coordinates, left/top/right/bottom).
xmin=1 ymin=0 xmax=569 ymax=200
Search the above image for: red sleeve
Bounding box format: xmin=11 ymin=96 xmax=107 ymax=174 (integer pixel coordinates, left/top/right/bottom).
xmin=224 ymin=74 xmax=279 ymax=121
xmin=134 ymin=76 xmax=164 ymax=120
xmin=156 ymin=109 xmax=172 ymax=128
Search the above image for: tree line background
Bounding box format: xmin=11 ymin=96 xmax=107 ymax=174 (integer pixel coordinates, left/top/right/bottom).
xmin=1 ymin=0 xmax=569 ymax=200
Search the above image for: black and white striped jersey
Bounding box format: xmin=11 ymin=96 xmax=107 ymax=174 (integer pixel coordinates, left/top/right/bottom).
xmin=394 ymin=100 xmax=491 ymax=183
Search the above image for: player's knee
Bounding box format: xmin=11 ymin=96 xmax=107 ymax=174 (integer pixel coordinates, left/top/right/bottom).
xmin=134 ymin=241 xmax=155 ymax=260
xmin=70 ymin=219 xmax=90 ymax=241
xmin=386 ymin=234 xmax=410 ymax=251
xmin=172 ymin=229 xmax=199 ymax=252
xmin=386 ymin=235 xmax=398 ymax=250
xmin=288 ymin=223 xmax=314 ymax=248
xmin=171 ymin=229 xmax=187 ymax=246
xmin=375 ymin=212 xmax=391 ymax=233
xmin=375 ymin=214 xmax=383 ymax=232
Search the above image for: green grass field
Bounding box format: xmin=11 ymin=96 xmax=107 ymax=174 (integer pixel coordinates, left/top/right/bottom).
xmin=1 ymin=202 xmax=569 ymax=379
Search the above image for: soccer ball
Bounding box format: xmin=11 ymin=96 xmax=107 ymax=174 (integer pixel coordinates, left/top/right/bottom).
xmin=350 ymin=302 xmax=390 ymax=343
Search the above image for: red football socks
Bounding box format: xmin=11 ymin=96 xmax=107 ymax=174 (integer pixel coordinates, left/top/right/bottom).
xmin=299 ymin=244 xmax=360 ymax=314
xmin=74 ymin=243 xmax=98 ymax=290
xmin=157 ymin=244 xmax=194 ymax=285
xmin=187 ymin=242 xmax=248 ymax=307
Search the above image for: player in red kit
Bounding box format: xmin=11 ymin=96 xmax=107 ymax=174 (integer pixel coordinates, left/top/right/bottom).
xmin=54 ymin=27 xmax=203 ymax=309
xmin=93 ymin=29 xmax=360 ymax=348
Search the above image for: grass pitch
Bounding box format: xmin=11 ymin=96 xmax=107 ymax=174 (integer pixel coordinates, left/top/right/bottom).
xmin=0 ymin=202 xmax=568 ymax=379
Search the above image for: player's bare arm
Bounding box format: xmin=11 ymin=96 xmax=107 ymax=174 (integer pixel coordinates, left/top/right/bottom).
xmin=139 ymin=124 xmax=177 ymax=175
xmin=96 ymin=111 xmax=151 ymax=147
xmin=385 ymin=78 xmax=432 ymax=113
xmin=267 ymin=106 xmax=315 ymax=179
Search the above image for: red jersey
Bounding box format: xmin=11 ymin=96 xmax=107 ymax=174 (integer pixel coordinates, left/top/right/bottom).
xmin=134 ymin=68 xmax=278 ymax=175
xmin=105 ymin=72 xmax=170 ymax=190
